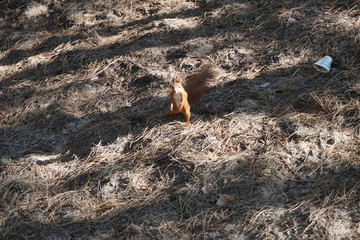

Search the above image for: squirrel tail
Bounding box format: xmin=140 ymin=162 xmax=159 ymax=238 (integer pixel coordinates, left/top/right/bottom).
xmin=185 ymin=64 xmax=218 ymax=104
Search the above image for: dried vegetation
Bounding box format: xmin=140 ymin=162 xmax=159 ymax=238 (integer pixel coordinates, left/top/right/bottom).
xmin=0 ymin=0 xmax=359 ymax=239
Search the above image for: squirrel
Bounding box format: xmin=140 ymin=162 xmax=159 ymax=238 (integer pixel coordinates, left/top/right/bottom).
xmin=168 ymin=64 xmax=218 ymax=124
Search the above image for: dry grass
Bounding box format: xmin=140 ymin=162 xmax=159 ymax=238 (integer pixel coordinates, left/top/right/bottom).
xmin=0 ymin=0 xmax=359 ymax=239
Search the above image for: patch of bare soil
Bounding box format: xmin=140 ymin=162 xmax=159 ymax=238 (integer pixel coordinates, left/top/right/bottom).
xmin=0 ymin=0 xmax=359 ymax=239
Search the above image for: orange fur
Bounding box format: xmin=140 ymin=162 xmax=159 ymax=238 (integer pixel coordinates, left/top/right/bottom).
xmin=169 ymin=65 xmax=218 ymax=124
xmin=169 ymin=78 xmax=191 ymax=124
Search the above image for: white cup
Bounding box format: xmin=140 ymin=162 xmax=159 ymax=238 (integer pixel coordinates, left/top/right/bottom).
xmin=313 ymin=56 xmax=333 ymax=73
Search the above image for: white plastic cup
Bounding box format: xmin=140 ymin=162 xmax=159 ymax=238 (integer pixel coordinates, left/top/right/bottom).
xmin=313 ymin=56 xmax=333 ymax=73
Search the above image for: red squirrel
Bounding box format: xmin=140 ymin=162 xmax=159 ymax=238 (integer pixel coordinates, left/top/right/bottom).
xmin=168 ymin=65 xmax=218 ymax=124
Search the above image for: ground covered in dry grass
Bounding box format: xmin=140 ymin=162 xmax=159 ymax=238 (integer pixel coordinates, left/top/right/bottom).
xmin=0 ymin=0 xmax=359 ymax=239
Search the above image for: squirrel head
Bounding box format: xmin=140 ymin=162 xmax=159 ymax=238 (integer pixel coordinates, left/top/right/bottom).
xmin=172 ymin=77 xmax=184 ymax=91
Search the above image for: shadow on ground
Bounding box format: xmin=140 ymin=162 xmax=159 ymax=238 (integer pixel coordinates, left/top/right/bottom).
xmin=0 ymin=59 xmax=352 ymax=160
xmin=0 ymin=1 xmax=359 ymax=239
xmin=2 ymin=155 xmax=359 ymax=239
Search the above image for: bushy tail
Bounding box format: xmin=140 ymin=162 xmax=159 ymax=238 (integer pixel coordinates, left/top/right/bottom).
xmin=185 ymin=65 xmax=218 ymax=104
